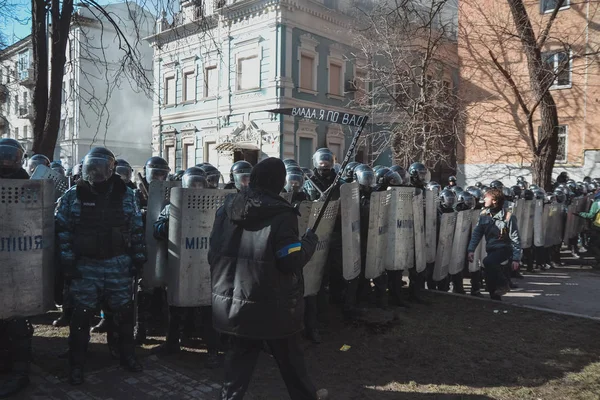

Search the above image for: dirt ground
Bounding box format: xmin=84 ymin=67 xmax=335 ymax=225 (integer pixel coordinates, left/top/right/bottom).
xmin=29 ymin=288 xmax=600 ymax=400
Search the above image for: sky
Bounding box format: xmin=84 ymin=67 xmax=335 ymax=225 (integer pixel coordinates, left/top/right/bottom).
xmin=1 ymin=0 xmax=31 ymax=46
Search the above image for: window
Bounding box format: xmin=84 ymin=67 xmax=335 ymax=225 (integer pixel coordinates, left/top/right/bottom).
xmin=236 ymin=55 xmax=260 ymax=91
xmin=298 ymin=137 xmax=314 ymax=168
xmin=23 ymin=125 xmax=28 ymax=139
xmin=300 ymin=54 xmax=315 ymax=90
xmin=329 ymin=63 xmax=342 ymax=96
xmin=165 ymin=144 xmax=176 ymax=171
xmin=205 ymin=141 xmax=218 ymax=164
xmin=165 ymin=76 xmax=176 ymax=105
xmin=184 ymin=143 xmax=195 ymax=169
xmin=204 ymin=66 xmax=218 ymax=97
xmin=543 ymin=51 xmax=571 ymax=88
xmin=14 ymin=127 xmax=18 ymax=139
xmin=541 ymin=0 xmax=570 ymax=13
xmin=23 ymin=91 xmax=27 ymax=105
xmin=68 ymin=117 xmax=74 ymax=140
xmin=17 ymin=51 xmax=29 ymax=80
xmin=14 ymin=95 xmax=18 ymax=114
xmin=329 ymin=143 xmax=342 ymax=164
xmin=556 ymin=125 xmax=568 ymax=163
xmin=5 ymin=67 xmax=10 ymax=83
xmin=183 ymin=71 xmax=196 ymax=102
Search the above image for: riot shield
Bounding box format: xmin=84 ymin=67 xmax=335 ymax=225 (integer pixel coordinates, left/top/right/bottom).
xmin=167 ymin=188 xmax=235 ymax=307
xmin=576 ymin=197 xmax=589 ymax=234
xmin=296 ymin=201 xmax=313 ymax=234
xmin=30 ymin=164 xmax=69 ymax=201
xmin=384 ymin=187 xmax=415 ymax=272
xmin=468 ymin=209 xmax=485 ymax=273
xmin=563 ymin=200 xmax=578 ymax=242
xmin=0 ymin=179 xmax=55 ymax=319
xmin=413 ymin=191 xmax=426 ymax=273
xmin=303 ymin=200 xmax=339 ymax=296
xmin=280 ymin=192 xmax=293 ymax=203
xmin=556 ymin=204 xmax=567 ymax=246
xmin=544 ymin=203 xmax=557 ymax=248
xmin=365 ymin=191 xmax=391 ymax=279
xmin=425 ymin=187 xmax=439 ymax=264
xmin=433 ymin=212 xmax=456 ymax=282
xmin=520 ymin=200 xmax=535 ymax=249
xmin=533 ymin=200 xmax=545 ymax=247
xmin=513 ymin=199 xmax=525 ymax=238
xmin=449 ymin=210 xmax=471 ymax=275
xmin=144 ymin=180 xmax=181 ymax=288
xmin=340 ymin=182 xmax=361 ymax=280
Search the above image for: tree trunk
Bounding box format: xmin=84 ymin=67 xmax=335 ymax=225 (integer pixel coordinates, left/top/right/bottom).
xmin=38 ymin=0 xmax=74 ymax=157
xmin=31 ymin=0 xmax=48 ymax=155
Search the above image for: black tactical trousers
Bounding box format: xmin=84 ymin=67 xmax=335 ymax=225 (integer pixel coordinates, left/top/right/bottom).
xmin=482 ymin=248 xmax=511 ymax=296
xmin=221 ymin=335 xmax=317 ymax=400
xmin=167 ymin=306 xmax=218 ymax=351
xmin=0 ymin=317 xmax=32 ymax=375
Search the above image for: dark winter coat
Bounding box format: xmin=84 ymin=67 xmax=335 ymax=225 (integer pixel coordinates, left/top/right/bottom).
xmin=208 ymin=188 xmax=318 ymax=339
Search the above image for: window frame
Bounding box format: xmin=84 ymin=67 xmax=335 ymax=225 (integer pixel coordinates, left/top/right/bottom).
xmin=235 ymin=53 xmax=261 ymax=92
xmin=297 ymin=34 xmax=320 ymax=95
xmin=204 ymin=65 xmax=218 ymax=99
xmin=182 ymin=68 xmax=197 ymax=103
xmin=556 ymin=125 xmax=568 ymax=164
xmin=164 ymin=73 xmax=177 ymax=106
xmin=328 ymin=61 xmax=344 ymax=98
xmin=296 ymin=120 xmax=318 ymax=168
xmin=541 ymin=0 xmax=570 ymax=14
xmin=354 ymin=65 xmax=368 ymax=105
xmin=543 ymin=50 xmax=572 ymax=90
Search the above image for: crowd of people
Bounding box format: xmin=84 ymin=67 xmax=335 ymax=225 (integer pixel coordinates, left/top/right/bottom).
xmin=1 ymin=136 xmax=599 ymax=400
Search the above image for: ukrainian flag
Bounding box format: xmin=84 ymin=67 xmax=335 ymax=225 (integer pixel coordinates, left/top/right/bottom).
xmin=276 ymin=242 xmax=302 ymax=258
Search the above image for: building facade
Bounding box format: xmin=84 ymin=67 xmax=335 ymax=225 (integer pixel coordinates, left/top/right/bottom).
xmin=0 ymin=3 xmax=154 ymax=170
xmin=458 ymin=0 xmax=600 ymax=185
xmin=147 ymin=0 xmax=378 ymax=176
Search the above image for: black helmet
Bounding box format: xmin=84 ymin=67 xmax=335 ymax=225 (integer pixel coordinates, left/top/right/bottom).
xmin=231 ymin=161 xmax=253 ymax=190
xmin=474 ymin=182 xmax=482 ymax=188
xmin=145 ymin=156 xmax=170 ymax=183
xmin=283 ymin=159 xmax=299 ymax=168
xmin=373 ymin=165 xmax=385 ymax=172
xmin=172 ymin=170 xmax=185 ymax=181
xmin=532 ymin=187 xmax=546 ymax=200
xmin=375 ymin=167 xmax=391 ymax=185
xmin=427 ymin=181 xmax=442 ymax=192
xmin=448 ymin=176 xmax=457 ymax=186
xmin=576 ymin=182 xmax=587 ymax=196
xmin=456 ymin=191 xmax=475 ymax=211
xmin=522 ymin=189 xmax=534 ymax=200
xmin=312 ymin=148 xmax=334 ymax=177
xmin=354 ymin=164 xmax=375 ymax=191
xmin=383 ymin=169 xmax=403 ymax=187
xmin=516 ymin=176 xmax=526 ymax=182
xmin=408 ymin=162 xmax=430 ymax=186
xmin=545 ymin=193 xmax=556 ymax=203
xmin=27 ymin=154 xmax=51 ymax=176
xmin=583 ymin=176 xmax=592 ymax=184
xmin=390 ymin=165 xmax=410 ymax=186
xmin=182 ymin=166 xmax=207 ymax=189
xmin=450 ymin=185 xmax=464 ymax=194
xmin=557 ymin=171 xmax=569 ymax=183
xmin=199 ymin=164 xmax=221 ymax=188
xmin=466 ymin=186 xmax=483 ymax=206
xmin=0 ymin=138 xmax=25 ymax=177
xmin=343 ymin=161 xmax=361 ymax=182
xmin=517 ymin=181 xmax=528 ymax=190
xmin=510 ymin=185 xmax=522 ymax=199
xmin=439 ymin=189 xmax=456 ymax=210
xmin=489 ymin=180 xmax=504 ymax=190
xmin=115 ymin=159 xmax=133 ymax=183
xmin=502 ymin=186 xmax=514 ymax=202
xmin=50 ymin=161 xmax=66 ymax=176
xmin=554 ymin=188 xmax=566 ymax=203
xmin=285 ymin=167 xmax=304 ymax=193
xmin=82 ymin=147 xmax=116 ymax=184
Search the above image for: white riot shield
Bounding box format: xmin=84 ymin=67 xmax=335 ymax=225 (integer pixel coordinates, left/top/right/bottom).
xmin=533 ymin=200 xmax=545 ymax=247
xmin=556 ymin=204 xmax=567 ymax=246
xmin=280 ymin=192 xmax=293 ymax=203
xmin=433 ymin=212 xmax=456 ymax=282
xmin=30 ymin=164 xmax=69 ymax=201
xmin=544 ymin=204 xmax=557 ymax=248
xmin=425 ymin=187 xmax=439 ymax=264
xmin=513 ymin=199 xmax=525 ymax=235
xmin=413 ymin=191 xmax=426 ymax=273
xmin=167 ymin=188 xmax=236 ymax=306
xmin=340 ymin=183 xmax=361 ymax=280
xmin=449 ymin=210 xmax=471 ymax=275
xmin=468 ymin=209 xmax=485 ymax=273
xmin=365 ymin=191 xmax=391 ymax=279
xmin=144 ymin=181 xmax=181 ymax=288
xmin=296 ymin=201 xmax=313 ymax=235
xmin=563 ymin=200 xmax=578 ymax=242
xmin=303 ymin=200 xmax=339 ymax=296
xmin=0 ymin=179 xmax=55 ymax=319
xmin=384 ymin=187 xmax=415 ymax=272
xmin=520 ymin=200 xmax=535 ymax=249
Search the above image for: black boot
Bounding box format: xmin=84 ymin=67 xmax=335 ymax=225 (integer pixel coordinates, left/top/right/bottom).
xmin=0 ymin=318 xmax=32 ymax=398
xmin=470 ymin=270 xmax=484 ymax=297
xmin=451 ymin=273 xmax=466 ymax=294
xmin=69 ymin=307 xmax=92 ymax=386
xmin=387 ymin=270 xmax=408 ymax=307
xmin=115 ymin=303 xmax=143 ymax=373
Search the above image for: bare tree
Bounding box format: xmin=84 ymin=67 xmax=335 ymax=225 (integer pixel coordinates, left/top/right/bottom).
xmin=347 ymin=0 xmax=460 ymax=174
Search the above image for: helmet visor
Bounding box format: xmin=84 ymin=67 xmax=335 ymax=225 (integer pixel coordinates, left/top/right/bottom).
xmin=0 ymin=145 xmax=24 ymax=169
xmin=385 ymin=171 xmax=403 ymax=186
xmin=233 ymin=172 xmax=251 ymax=190
xmin=356 ymin=170 xmax=375 ymax=187
xmin=115 ymin=165 xmax=132 ymax=183
xmin=206 ymin=172 xmax=221 ymax=188
xmin=285 ymin=174 xmax=304 ymax=193
xmin=147 ymin=167 xmax=170 ymax=183
xmin=313 ymin=152 xmax=334 ymax=171
xmin=82 ymin=157 xmax=113 ymax=183
xmin=182 ymin=175 xmax=208 ymax=189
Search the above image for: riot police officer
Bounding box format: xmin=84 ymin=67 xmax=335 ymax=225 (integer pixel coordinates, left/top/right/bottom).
xmin=55 ymin=147 xmax=147 ymax=385
xmin=116 ymin=159 xmax=136 ymax=190
xmin=0 ymin=138 xmax=33 ymax=398
xmin=199 ymin=164 xmax=222 ymax=189
xmin=428 ymin=189 xmax=456 ymax=291
xmin=71 ymin=163 xmax=83 ymax=185
xmin=304 ymin=148 xmax=337 ymax=201
xmin=139 ymin=156 xmax=170 ymax=204
xmin=444 ymin=175 xmax=457 ymax=190
xmin=408 ymin=162 xmax=431 ymax=301
xmin=26 ymin=153 xmax=51 ymax=176
xmin=224 ymin=161 xmax=252 ymax=190
xmin=50 ymin=161 xmax=66 ymax=176
xmin=285 ymin=167 xmax=307 ymax=204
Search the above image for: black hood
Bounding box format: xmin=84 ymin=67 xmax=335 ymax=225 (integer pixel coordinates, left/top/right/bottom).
xmin=224 ymin=187 xmax=298 ymax=230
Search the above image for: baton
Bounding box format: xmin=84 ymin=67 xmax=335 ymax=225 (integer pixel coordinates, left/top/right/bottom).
xmin=310 ymin=116 xmax=369 ymax=232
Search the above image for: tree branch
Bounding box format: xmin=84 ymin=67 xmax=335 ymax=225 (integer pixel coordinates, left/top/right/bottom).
xmin=538 ymin=0 xmax=566 ymax=49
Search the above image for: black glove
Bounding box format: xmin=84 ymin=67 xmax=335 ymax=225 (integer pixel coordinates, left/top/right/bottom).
xmin=302 ymin=229 xmax=319 ymax=247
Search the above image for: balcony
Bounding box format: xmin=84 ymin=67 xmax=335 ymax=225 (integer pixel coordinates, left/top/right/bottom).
xmin=18 ymin=68 xmax=35 ymax=87
xmin=0 ymin=84 xmax=6 ymax=102
xmin=18 ymin=106 xmax=34 ymax=120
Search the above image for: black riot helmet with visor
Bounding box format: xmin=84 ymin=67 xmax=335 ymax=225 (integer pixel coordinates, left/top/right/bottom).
xmin=390 ymin=165 xmax=410 ymax=186
xmin=383 ymin=169 xmax=403 ymax=187
xmin=27 ymin=154 xmax=51 ymax=176
xmin=375 ymin=167 xmax=391 ymax=185
xmin=354 ymin=164 xmax=375 ymax=192
xmin=408 ymin=162 xmax=430 ymax=187
xmin=312 ymin=148 xmax=335 ymax=178
xmin=199 ymin=164 xmax=221 ymax=188
xmin=343 ymin=161 xmax=360 ymax=182
xmin=231 ymin=161 xmax=252 ymax=190
xmin=427 ymin=181 xmax=442 ymax=191
xmin=115 ymin=159 xmax=133 ymax=183
xmin=285 ymin=167 xmax=304 ymax=193
xmin=439 ymin=189 xmax=456 ymax=211
xmin=0 ymin=138 xmax=25 ymax=173
xmin=182 ymin=167 xmax=208 ymax=189
xmin=145 ymin=156 xmax=170 ymax=183
xmin=50 ymin=161 xmax=66 ymax=176
xmin=82 ymin=147 xmax=116 ymax=184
